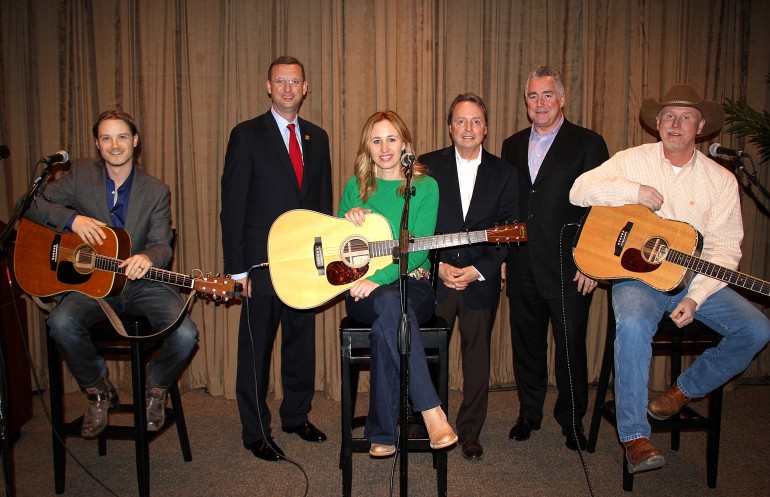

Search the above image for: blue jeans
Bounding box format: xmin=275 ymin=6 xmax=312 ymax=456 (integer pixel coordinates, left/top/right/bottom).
xmin=48 ymin=280 xmax=199 ymax=388
xmin=345 ymin=278 xmax=440 ymax=445
xmin=612 ymin=279 xmax=770 ymax=442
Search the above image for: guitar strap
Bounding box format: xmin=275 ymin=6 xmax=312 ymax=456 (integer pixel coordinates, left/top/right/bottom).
xmin=96 ymin=292 xmax=196 ymax=340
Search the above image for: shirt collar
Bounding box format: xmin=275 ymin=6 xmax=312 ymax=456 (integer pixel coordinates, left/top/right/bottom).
xmin=454 ymin=146 xmax=483 ymax=167
xmin=529 ymin=114 xmax=565 ymax=140
xmin=271 ymin=107 xmax=299 ymax=129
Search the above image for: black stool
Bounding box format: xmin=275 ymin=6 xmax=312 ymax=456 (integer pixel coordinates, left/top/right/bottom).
xmin=587 ymin=300 xmax=723 ymax=491
xmin=47 ymin=314 xmax=192 ymax=497
xmin=339 ymin=315 xmax=450 ymax=497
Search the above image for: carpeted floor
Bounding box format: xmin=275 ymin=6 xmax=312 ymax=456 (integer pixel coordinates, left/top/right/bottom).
xmin=6 ymin=383 xmax=770 ymax=496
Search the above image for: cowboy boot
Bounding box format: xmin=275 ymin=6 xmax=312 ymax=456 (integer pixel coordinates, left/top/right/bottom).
xmin=421 ymin=406 xmax=458 ymax=450
xmin=146 ymin=378 xmax=168 ymax=432
xmin=81 ymin=375 xmax=117 ymax=438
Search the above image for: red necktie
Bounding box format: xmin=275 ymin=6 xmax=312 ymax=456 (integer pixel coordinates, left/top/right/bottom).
xmin=287 ymin=123 xmax=303 ymax=188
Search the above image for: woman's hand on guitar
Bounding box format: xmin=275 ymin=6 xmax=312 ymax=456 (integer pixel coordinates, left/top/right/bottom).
xmin=350 ymin=279 xmax=379 ymax=301
xmin=119 ymin=254 xmax=153 ymax=280
xmin=72 ymin=215 xmax=107 ymax=245
xmin=344 ymin=207 xmax=371 ymax=227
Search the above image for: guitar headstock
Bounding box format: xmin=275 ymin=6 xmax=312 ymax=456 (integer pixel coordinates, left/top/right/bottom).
xmin=486 ymin=223 xmax=528 ymax=243
xmin=192 ymin=272 xmax=242 ymax=301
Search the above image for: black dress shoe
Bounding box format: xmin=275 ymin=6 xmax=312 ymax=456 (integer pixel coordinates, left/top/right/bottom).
xmin=460 ymin=440 xmax=484 ymax=461
xmin=564 ymin=425 xmax=587 ymax=451
xmin=244 ymin=438 xmax=285 ymax=461
xmin=282 ymin=420 xmax=327 ymax=442
xmin=508 ymin=417 xmax=541 ymax=441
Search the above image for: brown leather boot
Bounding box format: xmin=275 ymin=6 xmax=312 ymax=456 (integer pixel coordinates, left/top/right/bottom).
xmin=624 ymin=438 xmax=665 ymax=473
xmin=81 ymin=375 xmax=117 ymax=438
xmin=420 ymin=406 xmax=458 ymax=450
xmin=648 ymin=384 xmax=691 ymax=420
xmin=146 ymin=378 xmax=168 ymax=432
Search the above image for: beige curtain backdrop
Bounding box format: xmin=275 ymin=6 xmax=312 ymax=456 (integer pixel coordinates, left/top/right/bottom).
xmin=1 ymin=0 xmax=768 ymax=403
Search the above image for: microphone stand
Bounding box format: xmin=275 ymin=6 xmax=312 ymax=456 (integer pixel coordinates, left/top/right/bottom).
xmin=732 ymin=154 xmax=770 ymax=202
xmin=0 ymin=160 xmax=55 ymax=497
xmin=395 ymin=159 xmax=415 ymax=496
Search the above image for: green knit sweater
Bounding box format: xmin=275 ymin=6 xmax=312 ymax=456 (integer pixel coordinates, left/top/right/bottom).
xmin=337 ymin=175 xmax=439 ymax=285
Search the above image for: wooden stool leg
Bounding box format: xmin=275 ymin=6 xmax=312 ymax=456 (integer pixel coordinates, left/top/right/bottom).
xmin=47 ymin=335 xmax=66 ymax=494
xmin=169 ymin=384 xmax=192 ymax=461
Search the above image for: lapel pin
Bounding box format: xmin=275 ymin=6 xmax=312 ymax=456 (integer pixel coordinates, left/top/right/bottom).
xmin=304 ymin=135 xmax=310 ymax=141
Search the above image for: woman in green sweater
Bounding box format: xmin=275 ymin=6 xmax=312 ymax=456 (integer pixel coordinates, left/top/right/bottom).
xmin=339 ymin=110 xmax=458 ymax=457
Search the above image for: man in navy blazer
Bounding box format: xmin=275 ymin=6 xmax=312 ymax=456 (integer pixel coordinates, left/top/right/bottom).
xmin=420 ymin=93 xmax=518 ymax=461
xmin=501 ymin=66 xmax=608 ymax=451
xmin=220 ymin=56 xmax=333 ymax=461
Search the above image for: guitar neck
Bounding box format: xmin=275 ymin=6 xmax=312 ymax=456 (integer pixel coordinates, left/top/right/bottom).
xmin=95 ymin=254 xmax=195 ymax=289
xmin=668 ymin=250 xmax=770 ymax=296
xmin=368 ymin=229 xmax=491 ymax=258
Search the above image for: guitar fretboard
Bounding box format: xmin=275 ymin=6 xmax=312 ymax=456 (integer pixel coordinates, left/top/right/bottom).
xmin=94 ymin=255 xmax=195 ymax=289
xmin=667 ymin=249 xmax=770 ymax=296
xmin=367 ymin=230 xmax=490 ymax=258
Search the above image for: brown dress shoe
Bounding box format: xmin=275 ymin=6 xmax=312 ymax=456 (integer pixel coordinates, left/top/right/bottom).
xmin=421 ymin=407 xmax=458 ymax=450
xmin=648 ymin=384 xmax=691 ymax=420
xmin=624 ymin=438 xmax=665 ymax=474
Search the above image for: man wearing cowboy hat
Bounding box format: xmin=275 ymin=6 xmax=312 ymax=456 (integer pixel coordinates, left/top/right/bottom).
xmin=569 ymin=83 xmax=770 ymax=474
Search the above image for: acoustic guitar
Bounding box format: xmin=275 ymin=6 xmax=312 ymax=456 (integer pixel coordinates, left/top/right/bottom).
xmin=572 ymin=204 xmax=770 ymax=295
xmin=13 ymin=218 xmax=241 ymax=300
xmin=267 ymin=209 xmax=527 ymax=309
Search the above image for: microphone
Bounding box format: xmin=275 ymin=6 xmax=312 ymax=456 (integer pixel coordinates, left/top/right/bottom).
xmin=39 ymin=150 xmax=69 ymax=164
xmin=0 ymin=145 xmax=9 ymax=160
xmin=709 ymin=143 xmax=747 ymax=159
xmin=400 ymin=151 xmax=416 ymax=169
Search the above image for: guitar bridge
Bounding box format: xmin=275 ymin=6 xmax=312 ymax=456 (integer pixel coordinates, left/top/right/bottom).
xmin=615 ymin=221 xmax=632 ymax=256
xmin=50 ymin=234 xmax=61 ymax=270
xmin=314 ymin=237 xmax=325 ymax=276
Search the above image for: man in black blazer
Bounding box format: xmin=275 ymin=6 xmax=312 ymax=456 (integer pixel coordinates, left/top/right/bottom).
xmin=220 ymin=56 xmax=333 ymax=461
xmin=23 ymin=110 xmax=198 ymax=438
xmin=420 ymin=93 xmax=518 ymax=461
xmin=501 ymin=66 xmax=608 ymax=450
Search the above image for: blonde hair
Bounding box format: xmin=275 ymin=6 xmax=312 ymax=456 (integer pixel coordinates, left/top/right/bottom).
xmin=353 ymin=110 xmax=428 ymax=203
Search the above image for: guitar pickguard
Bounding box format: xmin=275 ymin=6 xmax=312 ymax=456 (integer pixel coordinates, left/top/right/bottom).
xmin=56 ymin=261 xmax=93 ymax=285
xmin=620 ymin=249 xmax=660 ymax=274
xmin=326 ymin=262 xmax=370 ymax=286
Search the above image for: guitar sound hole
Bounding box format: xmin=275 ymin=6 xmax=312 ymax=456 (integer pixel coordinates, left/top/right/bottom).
xmin=340 ymin=236 xmax=370 ymax=268
xmin=640 ymin=237 xmax=669 ymax=264
xmin=73 ymin=245 xmax=97 ymax=274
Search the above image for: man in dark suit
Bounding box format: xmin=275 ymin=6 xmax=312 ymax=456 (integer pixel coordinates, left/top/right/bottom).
xmin=420 ymin=93 xmax=518 ymax=461
xmin=501 ymin=66 xmax=608 ymax=451
xmin=23 ymin=109 xmax=199 ymax=438
xmin=220 ymin=56 xmax=333 ymax=462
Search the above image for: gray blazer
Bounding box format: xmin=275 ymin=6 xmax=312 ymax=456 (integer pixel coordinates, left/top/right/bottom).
xmin=24 ymin=158 xmax=173 ymax=268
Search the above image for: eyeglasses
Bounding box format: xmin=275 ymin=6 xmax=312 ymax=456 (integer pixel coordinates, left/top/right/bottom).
xmin=271 ymin=78 xmax=304 ymax=87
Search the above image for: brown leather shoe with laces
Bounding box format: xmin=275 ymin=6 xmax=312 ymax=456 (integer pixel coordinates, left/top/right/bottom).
xmin=81 ymin=376 xmax=117 ymax=438
xmin=648 ymin=384 xmax=691 ymax=420
xmin=624 ymin=438 xmax=665 ymax=474
xmin=146 ymin=378 xmax=168 ymax=432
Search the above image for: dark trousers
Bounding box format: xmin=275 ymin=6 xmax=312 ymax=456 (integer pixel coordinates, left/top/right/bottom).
xmin=236 ymin=292 xmax=316 ymax=445
xmin=434 ymin=290 xmax=496 ymax=443
xmin=508 ymin=290 xmax=592 ymax=430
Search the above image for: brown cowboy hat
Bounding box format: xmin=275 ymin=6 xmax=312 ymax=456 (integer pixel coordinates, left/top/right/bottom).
xmin=640 ymin=83 xmax=724 ymax=137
